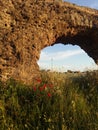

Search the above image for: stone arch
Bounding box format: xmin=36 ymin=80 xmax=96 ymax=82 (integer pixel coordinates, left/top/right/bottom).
xmin=50 ymin=27 xmax=98 ymax=64
xmin=0 ymin=0 xmax=98 ymax=84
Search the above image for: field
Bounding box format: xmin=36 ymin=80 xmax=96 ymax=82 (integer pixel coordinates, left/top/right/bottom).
xmin=0 ymin=70 xmax=98 ymax=130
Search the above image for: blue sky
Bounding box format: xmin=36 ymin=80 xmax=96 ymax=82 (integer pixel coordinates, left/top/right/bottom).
xmin=38 ymin=0 xmax=98 ymax=72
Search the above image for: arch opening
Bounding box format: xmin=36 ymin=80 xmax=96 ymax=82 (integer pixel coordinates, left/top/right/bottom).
xmin=38 ymin=43 xmax=98 ymax=72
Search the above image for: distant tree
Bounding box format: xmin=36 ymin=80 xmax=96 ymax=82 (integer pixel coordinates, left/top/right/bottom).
xmin=67 ymin=70 xmax=73 ymax=73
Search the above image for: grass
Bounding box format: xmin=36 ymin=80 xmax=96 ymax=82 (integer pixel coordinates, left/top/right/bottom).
xmin=0 ymin=70 xmax=98 ymax=130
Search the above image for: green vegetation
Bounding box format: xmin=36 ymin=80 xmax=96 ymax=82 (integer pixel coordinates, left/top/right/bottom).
xmin=0 ymin=71 xmax=98 ymax=130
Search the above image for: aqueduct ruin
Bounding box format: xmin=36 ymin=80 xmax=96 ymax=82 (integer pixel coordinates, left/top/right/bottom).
xmin=0 ymin=0 xmax=98 ymax=83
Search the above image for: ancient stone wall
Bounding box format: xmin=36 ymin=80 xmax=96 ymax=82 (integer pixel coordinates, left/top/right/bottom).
xmin=0 ymin=0 xmax=98 ymax=84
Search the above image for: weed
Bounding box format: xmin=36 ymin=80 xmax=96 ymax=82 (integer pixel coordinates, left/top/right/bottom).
xmin=0 ymin=71 xmax=98 ymax=130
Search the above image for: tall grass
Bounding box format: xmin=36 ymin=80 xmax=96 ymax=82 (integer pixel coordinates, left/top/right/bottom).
xmin=0 ymin=71 xmax=98 ymax=130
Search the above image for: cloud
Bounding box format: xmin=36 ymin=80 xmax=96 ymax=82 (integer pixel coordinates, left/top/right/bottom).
xmin=38 ymin=49 xmax=85 ymax=62
xmin=37 ymin=48 xmax=98 ymax=72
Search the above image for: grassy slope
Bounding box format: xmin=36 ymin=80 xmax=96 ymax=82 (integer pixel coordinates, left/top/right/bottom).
xmin=0 ymin=71 xmax=98 ymax=130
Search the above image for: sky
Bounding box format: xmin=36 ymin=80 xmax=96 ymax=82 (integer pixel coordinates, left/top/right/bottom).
xmin=38 ymin=0 xmax=98 ymax=72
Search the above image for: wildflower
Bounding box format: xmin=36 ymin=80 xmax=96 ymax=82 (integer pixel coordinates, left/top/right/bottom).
xmin=39 ymin=87 xmax=44 ymax=91
xmin=35 ymin=78 xmax=41 ymax=83
xmin=39 ymin=84 xmax=47 ymax=91
xmin=47 ymin=92 xmax=51 ymax=97
xmin=33 ymin=87 xmax=37 ymax=91
xmin=43 ymin=84 xmax=47 ymax=89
